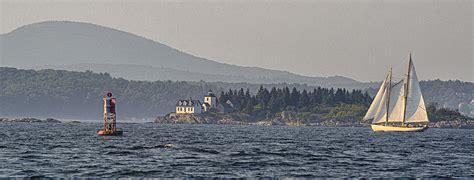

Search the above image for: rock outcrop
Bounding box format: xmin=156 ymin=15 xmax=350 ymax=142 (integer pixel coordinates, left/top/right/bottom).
xmin=0 ymin=118 xmax=61 ymax=123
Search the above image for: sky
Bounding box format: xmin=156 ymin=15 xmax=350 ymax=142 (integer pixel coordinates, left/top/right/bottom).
xmin=0 ymin=0 xmax=472 ymax=82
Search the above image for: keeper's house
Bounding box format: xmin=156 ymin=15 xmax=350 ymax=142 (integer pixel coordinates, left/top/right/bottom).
xmin=175 ymin=99 xmax=203 ymax=114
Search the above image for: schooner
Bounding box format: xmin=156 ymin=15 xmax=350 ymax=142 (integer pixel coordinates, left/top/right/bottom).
xmin=364 ymin=53 xmax=429 ymax=132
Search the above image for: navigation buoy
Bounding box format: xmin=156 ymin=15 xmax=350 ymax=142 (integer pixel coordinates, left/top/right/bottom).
xmin=97 ymin=92 xmax=123 ymax=136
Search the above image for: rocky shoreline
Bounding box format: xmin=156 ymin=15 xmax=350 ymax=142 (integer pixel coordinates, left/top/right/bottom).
xmin=428 ymin=120 xmax=474 ymax=129
xmin=0 ymin=117 xmax=61 ymax=123
xmin=155 ymin=113 xmax=474 ymax=129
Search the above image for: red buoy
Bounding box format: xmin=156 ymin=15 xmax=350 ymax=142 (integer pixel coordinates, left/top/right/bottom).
xmin=97 ymin=92 xmax=123 ymax=136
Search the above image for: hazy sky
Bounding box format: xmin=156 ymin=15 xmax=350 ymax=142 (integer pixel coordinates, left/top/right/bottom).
xmin=1 ymin=0 xmax=472 ymax=82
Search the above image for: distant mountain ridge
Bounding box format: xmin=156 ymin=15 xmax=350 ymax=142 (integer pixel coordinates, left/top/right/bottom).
xmin=33 ymin=63 xmax=364 ymax=88
xmin=0 ymin=21 xmax=361 ymax=87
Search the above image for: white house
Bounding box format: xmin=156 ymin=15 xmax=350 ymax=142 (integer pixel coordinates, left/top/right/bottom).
xmin=175 ymin=99 xmax=203 ymax=114
xmin=175 ymin=90 xmax=221 ymax=114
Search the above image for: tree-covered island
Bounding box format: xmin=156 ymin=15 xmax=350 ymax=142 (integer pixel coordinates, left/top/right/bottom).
xmin=156 ymin=87 xmax=474 ymax=128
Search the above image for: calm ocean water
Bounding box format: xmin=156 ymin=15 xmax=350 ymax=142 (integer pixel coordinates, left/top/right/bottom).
xmin=0 ymin=122 xmax=473 ymax=178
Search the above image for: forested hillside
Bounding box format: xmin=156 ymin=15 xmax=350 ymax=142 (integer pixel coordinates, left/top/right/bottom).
xmin=420 ymin=80 xmax=473 ymax=110
xmin=0 ymin=67 xmax=471 ymax=119
xmin=0 ymin=68 xmax=212 ymax=119
xmin=0 ymin=67 xmax=323 ymax=119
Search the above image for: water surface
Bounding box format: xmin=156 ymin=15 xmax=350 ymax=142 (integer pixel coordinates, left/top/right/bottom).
xmin=0 ymin=123 xmax=472 ymax=178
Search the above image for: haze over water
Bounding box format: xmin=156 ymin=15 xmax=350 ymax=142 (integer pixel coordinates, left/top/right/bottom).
xmin=0 ymin=123 xmax=472 ymax=178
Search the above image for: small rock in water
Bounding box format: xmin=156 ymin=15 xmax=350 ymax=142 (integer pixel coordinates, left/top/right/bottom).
xmin=163 ymin=144 xmax=175 ymax=148
xmin=44 ymin=118 xmax=61 ymax=123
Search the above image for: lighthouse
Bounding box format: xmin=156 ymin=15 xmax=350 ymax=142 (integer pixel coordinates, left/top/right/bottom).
xmin=97 ymin=92 xmax=123 ymax=136
xmin=201 ymin=90 xmax=217 ymax=112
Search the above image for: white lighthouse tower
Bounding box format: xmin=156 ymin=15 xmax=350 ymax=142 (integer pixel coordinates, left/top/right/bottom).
xmin=203 ymin=90 xmax=217 ymax=112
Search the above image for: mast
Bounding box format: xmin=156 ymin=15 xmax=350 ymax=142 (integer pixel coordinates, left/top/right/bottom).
xmin=385 ymin=68 xmax=392 ymax=125
xmin=402 ymin=53 xmax=412 ymax=126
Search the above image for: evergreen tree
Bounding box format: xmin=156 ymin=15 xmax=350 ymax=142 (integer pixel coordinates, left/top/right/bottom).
xmin=298 ymin=89 xmax=310 ymax=108
xmin=243 ymin=99 xmax=255 ymax=114
xmin=282 ymin=87 xmax=291 ymax=107
xmin=334 ymin=88 xmax=345 ymax=104
xmin=218 ymin=91 xmax=226 ymax=104
xmin=290 ymin=87 xmax=300 ymax=106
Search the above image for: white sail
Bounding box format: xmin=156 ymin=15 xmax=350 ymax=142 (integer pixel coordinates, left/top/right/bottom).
xmin=387 ymin=80 xmax=406 ymax=122
xmin=404 ymin=61 xmax=429 ymax=123
xmin=369 ymin=76 xmax=406 ymax=124
xmin=364 ymin=75 xmax=388 ymax=121
xmin=372 ymin=85 xmax=388 ymax=124
xmin=366 ymin=53 xmax=429 ymax=126
xmin=366 ymin=53 xmax=430 ymax=131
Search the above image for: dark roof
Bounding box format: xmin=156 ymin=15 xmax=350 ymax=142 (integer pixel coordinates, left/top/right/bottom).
xmin=205 ymin=90 xmax=216 ymax=97
xmin=218 ymin=103 xmax=233 ymax=109
xmin=225 ymin=100 xmax=240 ymax=109
xmin=176 ymin=99 xmax=202 ymax=107
xmin=216 ymin=103 xmax=235 ymax=113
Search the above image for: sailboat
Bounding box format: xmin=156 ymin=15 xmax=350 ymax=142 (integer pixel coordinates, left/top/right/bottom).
xmin=364 ymin=53 xmax=429 ymax=132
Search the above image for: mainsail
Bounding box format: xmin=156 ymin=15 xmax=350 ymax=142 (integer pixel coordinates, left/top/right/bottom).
xmin=404 ymin=60 xmax=429 ymax=123
xmin=387 ymin=80 xmax=405 ymax=122
xmin=365 ymin=54 xmax=429 ymax=125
